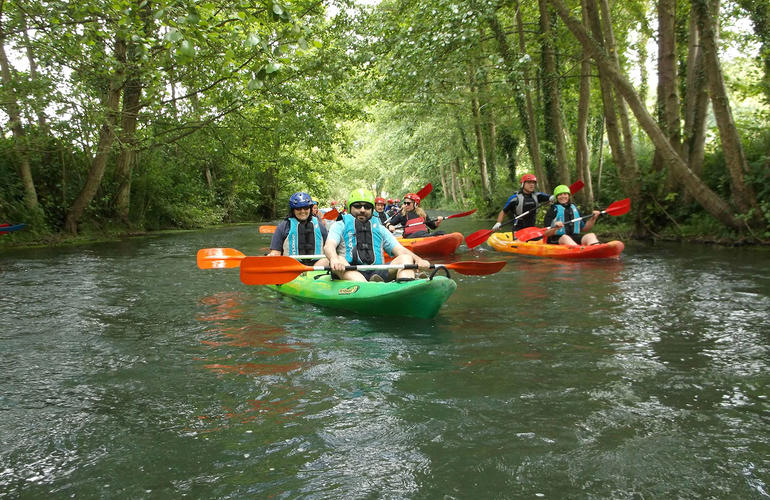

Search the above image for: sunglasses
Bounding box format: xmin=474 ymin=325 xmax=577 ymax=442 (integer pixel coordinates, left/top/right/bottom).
xmin=351 ymin=203 xmax=373 ymax=210
xmin=403 ymin=201 xmax=413 ymax=205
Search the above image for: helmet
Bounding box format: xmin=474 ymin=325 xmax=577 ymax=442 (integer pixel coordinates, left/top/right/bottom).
xmin=374 ymin=197 xmax=386 ymax=204
xmin=403 ymin=193 xmax=421 ymax=205
xmin=289 ymin=192 xmax=313 ymax=209
xmin=347 ymin=188 xmax=376 ymax=209
xmin=520 ymin=174 xmax=537 ymax=184
xmin=330 ymin=200 xmax=337 ymax=206
xmin=387 ymin=198 xmax=394 ymax=204
xmin=553 ymin=184 xmax=571 ymax=196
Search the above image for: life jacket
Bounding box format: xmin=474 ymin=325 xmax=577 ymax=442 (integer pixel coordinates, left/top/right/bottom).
xmin=553 ymin=203 xmax=581 ymax=236
xmin=402 ymin=214 xmax=429 ymax=236
xmin=504 ymin=191 xmax=540 ymax=216
xmin=284 ymin=217 xmax=323 ymax=256
xmin=340 ymin=214 xmax=385 ymax=265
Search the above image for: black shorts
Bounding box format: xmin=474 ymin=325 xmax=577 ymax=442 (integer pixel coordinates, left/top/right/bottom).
xmin=332 ymin=269 xmax=392 ymax=282
xmin=547 ymin=233 xmax=586 ymax=245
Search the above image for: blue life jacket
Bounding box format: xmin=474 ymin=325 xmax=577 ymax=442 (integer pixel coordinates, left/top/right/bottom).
xmin=340 ymin=214 xmax=385 ymax=265
xmin=285 ymin=217 xmax=323 ymax=255
xmin=553 ymin=203 xmax=582 ymax=236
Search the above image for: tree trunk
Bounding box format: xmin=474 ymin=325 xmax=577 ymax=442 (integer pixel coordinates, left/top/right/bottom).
xmin=575 ymin=0 xmax=594 ymax=206
xmin=499 ymin=130 xmax=520 ymax=187
xmin=114 ymin=0 xmax=152 ymax=223
xmin=0 ymin=10 xmax=39 ymax=210
xmin=550 ymin=0 xmax=745 ymax=229
xmin=683 ymin=12 xmax=708 ymax=182
xmin=65 ymin=38 xmax=126 ymax=235
xmin=20 ymin=20 xmax=48 ymax=134
xmin=538 ymin=0 xmax=570 ymax=186
xmin=513 ymin=1 xmax=547 ymax=188
xmin=693 ymin=0 xmax=760 ymax=218
xmin=469 ymin=65 xmax=491 ymax=199
xmin=652 ymin=0 xmax=682 ymax=177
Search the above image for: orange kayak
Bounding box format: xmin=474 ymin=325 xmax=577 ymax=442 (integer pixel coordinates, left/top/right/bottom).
xmin=487 ymin=232 xmax=624 ymax=259
xmin=396 ymin=232 xmax=463 ymax=257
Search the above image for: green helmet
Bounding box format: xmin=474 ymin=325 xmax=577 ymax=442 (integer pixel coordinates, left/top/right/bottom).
xmin=347 ymin=188 xmax=375 ymax=209
xmin=553 ymin=184 xmax=571 ymax=196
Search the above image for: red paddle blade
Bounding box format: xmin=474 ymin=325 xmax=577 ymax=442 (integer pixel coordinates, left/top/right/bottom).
xmin=569 ymin=180 xmax=584 ymax=194
xmin=259 ymin=225 xmax=276 ymax=234
xmin=514 ymin=226 xmax=547 ymax=242
xmin=464 ymin=229 xmax=494 ymax=249
xmin=323 ymin=208 xmax=339 ymax=220
xmin=197 ymin=248 xmax=246 ymax=269
xmin=604 ymin=198 xmax=630 ymax=216
xmin=445 ymin=208 xmax=477 ymax=220
xmin=239 ymin=256 xmax=313 ymax=285
xmin=416 ymin=183 xmax=433 ymax=200
xmin=444 ymin=260 xmax=506 ymax=275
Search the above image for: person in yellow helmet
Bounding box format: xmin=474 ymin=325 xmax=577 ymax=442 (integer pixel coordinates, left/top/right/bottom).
xmin=542 ymin=184 xmax=601 ymax=245
xmin=324 ymin=188 xmax=431 ymax=282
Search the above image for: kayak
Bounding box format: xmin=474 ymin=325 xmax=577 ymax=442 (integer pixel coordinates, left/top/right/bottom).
xmin=0 ymin=223 xmax=25 ymax=234
xmin=269 ymin=271 xmax=457 ymax=318
xmin=396 ymin=232 xmax=463 ymax=256
xmin=487 ymin=232 xmax=624 ymax=259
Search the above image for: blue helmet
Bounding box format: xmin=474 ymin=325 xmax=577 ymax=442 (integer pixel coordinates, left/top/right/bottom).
xmin=289 ymin=192 xmax=313 ymax=209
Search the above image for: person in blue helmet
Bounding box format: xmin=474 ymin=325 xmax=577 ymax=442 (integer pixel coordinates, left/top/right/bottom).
xmin=542 ymin=184 xmax=601 ymax=245
xmin=268 ymin=192 xmax=329 ymax=265
xmin=324 ymin=188 xmax=430 ymax=282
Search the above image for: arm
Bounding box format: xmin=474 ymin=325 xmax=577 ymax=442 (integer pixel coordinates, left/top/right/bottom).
xmin=268 ymin=221 xmax=288 ymax=255
xmin=581 ymin=211 xmax=601 ymax=232
xmin=381 ymin=227 xmax=430 ymax=269
xmin=323 ymin=222 xmax=348 ymax=272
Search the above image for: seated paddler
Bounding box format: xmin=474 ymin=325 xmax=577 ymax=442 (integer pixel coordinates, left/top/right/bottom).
xmin=324 ymin=188 xmax=431 ymax=282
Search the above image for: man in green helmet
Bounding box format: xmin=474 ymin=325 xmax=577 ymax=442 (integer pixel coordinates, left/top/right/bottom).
xmin=324 ymin=188 xmax=431 ymax=282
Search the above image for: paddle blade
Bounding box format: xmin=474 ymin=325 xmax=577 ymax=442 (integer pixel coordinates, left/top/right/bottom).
xmin=197 ymin=248 xmax=245 ymax=269
xmin=464 ymin=229 xmax=494 ymax=249
xmin=444 ymin=260 xmax=506 ymax=276
xmin=239 ymin=256 xmax=313 ymax=285
xmin=604 ymin=198 xmax=631 ymax=216
xmin=259 ymin=225 xmax=276 ymax=234
xmin=514 ymin=226 xmax=547 ymax=242
xmin=445 ymin=208 xmax=477 ymax=220
xmin=569 ymin=180 xmax=584 ymax=194
xmin=416 ymin=183 xmax=433 ymax=200
xmin=323 ymin=208 xmax=339 ymax=220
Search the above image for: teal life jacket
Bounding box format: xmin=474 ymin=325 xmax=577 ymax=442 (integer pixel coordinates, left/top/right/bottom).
xmin=340 ymin=214 xmax=385 ymax=265
xmin=284 ymin=217 xmax=324 ymax=255
xmin=553 ymin=203 xmax=581 ymax=236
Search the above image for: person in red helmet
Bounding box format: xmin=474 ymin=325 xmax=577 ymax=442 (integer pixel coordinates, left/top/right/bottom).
xmin=374 ymin=196 xmax=388 ymax=223
xmin=385 ymin=192 xmax=445 ymax=238
xmin=492 ymin=174 xmax=551 ymax=238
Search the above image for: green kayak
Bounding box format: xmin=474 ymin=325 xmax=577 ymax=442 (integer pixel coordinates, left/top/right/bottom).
xmin=269 ymin=271 xmax=457 ymax=319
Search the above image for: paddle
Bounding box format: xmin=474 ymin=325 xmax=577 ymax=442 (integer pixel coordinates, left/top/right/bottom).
xmin=239 ymin=255 xmax=507 ymax=285
xmin=322 ymin=208 xmax=339 ymax=220
xmin=259 ymin=225 xmax=277 ymax=234
xmin=464 ymin=180 xmax=585 ymax=249
xmin=384 ymin=182 xmax=434 ymax=225
xmin=196 ymin=248 xmax=324 ymax=269
xmin=514 ymin=198 xmax=631 ymax=242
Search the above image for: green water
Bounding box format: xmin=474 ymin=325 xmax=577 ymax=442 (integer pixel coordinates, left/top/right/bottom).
xmin=1 ymin=221 xmax=768 ymax=498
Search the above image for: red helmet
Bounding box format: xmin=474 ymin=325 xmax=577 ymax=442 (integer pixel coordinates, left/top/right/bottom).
xmin=387 ymin=198 xmax=394 ymax=204
xmin=520 ymin=174 xmax=537 ymax=184
xmin=374 ymin=197 xmax=386 ymax=204
xmin=403 ymin=193 xmax=421 ymax=205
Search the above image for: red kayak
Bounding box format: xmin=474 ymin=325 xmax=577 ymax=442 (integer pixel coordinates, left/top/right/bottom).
xmin=396 ymin=232 xmax=463 ymax=257
xmin=487 ymin=232 xmax=624 ymax=259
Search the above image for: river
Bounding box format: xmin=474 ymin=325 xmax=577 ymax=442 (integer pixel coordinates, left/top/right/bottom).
xmin=1 ymin=219 xmax=768 ymax=498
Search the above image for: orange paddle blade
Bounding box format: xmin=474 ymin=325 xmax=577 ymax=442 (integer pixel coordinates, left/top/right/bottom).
xmin=514 ymin=227 xmax=547 ymax=242
xmin=259 ymin=225 xmax=277 ymax=234
xmin=197 ymin=248 xmax=246 ymax=269
xmin=445 ymin=208 xmax=477 ymax=220
xmin=239 ymin=256 xmax=313 ymax=285
xmin=416 ymin=182 xmax=433 ymax=200
xmin=323 ymin=208 xmax=339 ymax=220
xmin=604 ymin=198 xmax=630 ymax=216
xmin=465 ymin=229 xmax=494 ymax=249
xmin=443 ymin=260 xmax=506 ymax=275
